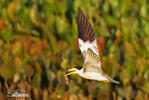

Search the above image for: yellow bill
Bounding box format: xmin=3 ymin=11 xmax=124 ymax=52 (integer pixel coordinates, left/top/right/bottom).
xmin=64 ymin=68 xmax=76 ymax=76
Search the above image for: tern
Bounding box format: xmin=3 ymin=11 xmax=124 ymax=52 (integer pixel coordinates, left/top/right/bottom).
xmin=64 ymin=8 xmax=120 ymax=84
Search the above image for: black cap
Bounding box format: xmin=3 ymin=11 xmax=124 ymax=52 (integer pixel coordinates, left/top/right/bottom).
xmin=74 ymin=66 xmax=83 ymax=70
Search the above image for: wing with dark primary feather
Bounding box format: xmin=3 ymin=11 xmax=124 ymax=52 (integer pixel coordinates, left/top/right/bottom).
xmin=77 ymin=8 xmax=99 ymax=59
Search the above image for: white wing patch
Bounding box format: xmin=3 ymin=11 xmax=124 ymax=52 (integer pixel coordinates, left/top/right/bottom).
xmin=78 ymin=38 xmax=99 ymax=58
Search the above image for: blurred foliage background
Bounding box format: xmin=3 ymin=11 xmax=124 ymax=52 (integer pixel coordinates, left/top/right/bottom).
xmin=0 ymin=0 xmax=149 ymax=100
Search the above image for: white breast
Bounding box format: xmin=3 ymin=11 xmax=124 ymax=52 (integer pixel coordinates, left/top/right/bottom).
xmin=76 ymin=68 xmax=107 ymax=81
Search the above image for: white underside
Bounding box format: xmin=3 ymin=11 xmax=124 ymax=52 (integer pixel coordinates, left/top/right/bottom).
xmin=80 ymin=72 xmax=107 ymax=81
xmin=76 ymin=68 xmax=107 ymax=81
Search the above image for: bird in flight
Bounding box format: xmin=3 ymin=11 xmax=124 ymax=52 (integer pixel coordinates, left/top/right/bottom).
xmin=64 ymin=8 xmax=120 ymax=84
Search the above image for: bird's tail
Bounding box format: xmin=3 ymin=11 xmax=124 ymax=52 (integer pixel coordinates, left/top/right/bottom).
xmin=103 ymin=73 xmax=120 ymax=84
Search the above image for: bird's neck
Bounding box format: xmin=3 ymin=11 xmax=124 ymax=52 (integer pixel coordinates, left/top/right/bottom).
xmin=76 ymin=68 xmax=84 ymax=76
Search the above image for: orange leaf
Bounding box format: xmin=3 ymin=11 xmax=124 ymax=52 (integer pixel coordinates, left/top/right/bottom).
xmin=0 ymin=18 xmax=5 ymax=30
xmin=97 ymin=37 xmax=105 ymax=52
xmin=34 ymin=61 xmax=42 ymax=74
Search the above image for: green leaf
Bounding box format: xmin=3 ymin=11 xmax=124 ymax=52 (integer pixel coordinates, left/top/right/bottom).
xmin=1 ymin=27 xmax=12 ymax=42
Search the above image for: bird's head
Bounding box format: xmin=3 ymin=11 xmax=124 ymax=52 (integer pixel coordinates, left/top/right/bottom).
xmin=64 ymin=66 xmax=83 ymax=76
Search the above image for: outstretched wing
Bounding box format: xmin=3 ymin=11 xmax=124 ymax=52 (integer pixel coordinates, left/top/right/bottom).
xmin=77 ymin=8 xmax=99 ymax=59
xmin=83 ymin=49 xmax=101 ymax=73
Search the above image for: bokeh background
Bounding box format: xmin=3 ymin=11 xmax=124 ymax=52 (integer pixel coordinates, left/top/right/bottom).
xmin=0 ymin=0 xmax=149 ymax=100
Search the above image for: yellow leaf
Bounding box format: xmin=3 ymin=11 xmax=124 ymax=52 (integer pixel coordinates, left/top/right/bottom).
xmin=7 ymin=1 xmax=17 ymax=19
